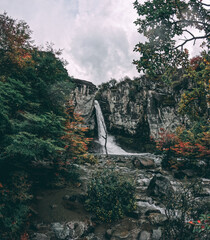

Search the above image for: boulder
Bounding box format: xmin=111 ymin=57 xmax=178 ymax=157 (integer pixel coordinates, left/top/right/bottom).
xmin=31 ymin=233 xmax=50 ymax=240
xmin=138 ymin=230 xmax=151 ymax=240
xmin=108 ymin=218 xmax=140 ymax=240
xmin=147 ymin=213 xmax=167 ymax=225
xmin=51 ymin=223 xmax=70 ymax=240
xmin=133 ymin=157 xmax=155 ymax=169
xmin=111 ymin=230 xmax=130 ymax=239
xmin=86 ymin=233 xmax=100 ymax=240
xmin=52 ymin=221 xmax=93 ymax=239
xmin=137 ymin=201 xmax=165 ymax=216
xmin=147 ymin=174 xmax=174 ymax=197
xmin=67 ymin=221 xmax=93 ymax=238
xmin=152 ymin=228 xmax=162 ymax=240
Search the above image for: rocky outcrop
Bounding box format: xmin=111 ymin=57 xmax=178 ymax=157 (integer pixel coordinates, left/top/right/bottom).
xmin=97 ymin=79 xmax=149 ymax=138
xmin=146 ymin=83 xmax=182 ymax=139
xmin=69 ymin=77 xmax=184 ymax=151
xmin=96 ymin=77 xmax=183 ymax=151
xmin=69 ymin=78 xmax=97 ymax=132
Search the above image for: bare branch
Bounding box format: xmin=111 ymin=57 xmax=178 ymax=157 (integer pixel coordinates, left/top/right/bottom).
xmin=174 ymin=34 xmax=210 ymax=49
xmin=200 ymin=3 xmax=210 ymax=7
xmin=182 ymin=29 xmax=195 ymax=38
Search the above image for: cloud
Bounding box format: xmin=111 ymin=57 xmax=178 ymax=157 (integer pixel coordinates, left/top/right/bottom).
xmin=0 ymin=0 xmax=141 ymax=85
xmin=0 ymin=0 xmax=207 ymax=85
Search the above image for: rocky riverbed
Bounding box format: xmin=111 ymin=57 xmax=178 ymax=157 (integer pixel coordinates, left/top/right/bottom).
xmin=29 ymin=154 xmax=210 ymax=240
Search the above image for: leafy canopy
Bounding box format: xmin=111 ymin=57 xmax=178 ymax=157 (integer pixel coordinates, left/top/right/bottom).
xmin=133 ymin=0 xmax=210 ymax=77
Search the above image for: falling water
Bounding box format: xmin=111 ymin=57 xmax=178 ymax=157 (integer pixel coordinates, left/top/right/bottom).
xmin=94 ymin=100 xmax=162 ymax=163
xmin=94 ymin=100 xmax=127 ymax=154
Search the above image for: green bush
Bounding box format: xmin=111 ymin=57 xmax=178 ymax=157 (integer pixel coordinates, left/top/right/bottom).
xmin=85 ymin=168 xmax=136 ymax=222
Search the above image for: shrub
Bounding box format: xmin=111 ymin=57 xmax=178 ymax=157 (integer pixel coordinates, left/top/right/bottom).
xmin=156 ymin=127 xmax=210 ymax=171
xmin=0 ymin=172 xmax=32 ymax=239
xmin=85 ymin=168 xmax=136 ymax=222
xmin=77 ymin=153 xmax=98 ymax=165
xmin=161 ymin=180 xmax=209 ymax=240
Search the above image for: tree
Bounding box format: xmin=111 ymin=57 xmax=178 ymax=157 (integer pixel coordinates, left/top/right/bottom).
xmin=0 ymin=12 xmax=33 ymax=75
xmin=0 ymin=13 xmax=90 ymax=239
xmin=178 ymin=54 xmax=210 ymax=121
xmin=133 ymin=0 xmax=210 ymax=78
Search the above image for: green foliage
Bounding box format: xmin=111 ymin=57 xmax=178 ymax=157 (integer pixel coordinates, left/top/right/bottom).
xmin=178 ymin=54 xmax=209 ymax=121
xmin=133 ymin=0 xmax=209 ymax=78
xmin=85 ymin=168 xmax=136 ymax=222
xmin=0 ymin=13 xmax=90 ymax=239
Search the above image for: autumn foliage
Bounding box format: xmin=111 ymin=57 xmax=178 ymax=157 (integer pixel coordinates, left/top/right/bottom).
xmin=62 ymin=104 xmax=92 ymax=158
xmin=156 ymin=127 xmax=210 ymax=170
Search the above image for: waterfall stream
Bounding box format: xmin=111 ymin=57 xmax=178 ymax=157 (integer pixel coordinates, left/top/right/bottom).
xmin=94 ymin=100 xmax=127 ymax=154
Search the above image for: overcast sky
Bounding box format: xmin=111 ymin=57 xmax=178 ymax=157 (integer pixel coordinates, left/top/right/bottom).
xmin=0 ymin=0 xmax=207 ymax=85
xmin=0 ymin=0 xmax=143 ymax=85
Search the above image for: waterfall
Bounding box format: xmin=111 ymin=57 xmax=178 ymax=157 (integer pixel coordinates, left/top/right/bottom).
xmin=94 ymin=100 xmax=127 ymax=154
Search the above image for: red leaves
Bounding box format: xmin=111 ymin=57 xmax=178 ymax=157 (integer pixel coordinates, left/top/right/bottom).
xmin=156 ymin=128 xmax=178 ymax=152
xmin=190 ymin=56 xmax=203 ymax=70
xmin=172 ymin=140 xmax=209 ymax=158
xmin=20 ymin=232 xmax=29 ymax=240
xmin=156 ymin=128 xmax=210 ymax=159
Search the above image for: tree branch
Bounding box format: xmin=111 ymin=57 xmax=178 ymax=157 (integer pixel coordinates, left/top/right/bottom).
xmin=174 ymin=34 xmax=210 ymax=49
xmin=182 ymin=29 xmax=195 ymax=38
xmin=200 ymin=3 xmax=210 ymax=7
xmin=174 ymin=20 xmax=209 ymax=27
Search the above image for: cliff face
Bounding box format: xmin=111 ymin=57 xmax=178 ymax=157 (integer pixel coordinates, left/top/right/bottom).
xmin=69 ymin=79 xmax=97 ymax=132
xmin=97 ymin=79 xmax=149 ymax=137
xmin=96 ymin=78 xmax=182 ymax=151
xmin=69 ymin=77 xmax=183 ymax=151
xmin=146 ymin=84 xmax=182 ymax=138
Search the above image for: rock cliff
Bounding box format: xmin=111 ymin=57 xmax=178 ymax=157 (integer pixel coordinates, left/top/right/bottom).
xmin=96 ymin=77 xmax=183 ymax=151
xmin=69 ymin=78 xmax=97 ymax=133
xmin=69 ymin=77 xmax=183 ymax=151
